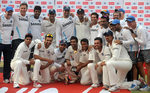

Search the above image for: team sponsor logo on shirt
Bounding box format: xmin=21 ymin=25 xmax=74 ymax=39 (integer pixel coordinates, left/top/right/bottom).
xmin=31 ymin=22 xmax=41 ymax=26
xmin=2 ymin=24 xmax=12 ymax=27
xmin=19 ymin=17 xmax=28 ymax=21
xmin=39 ymin=50 xmax=44 ymax=52
xmin=62 ymin=20 xmax=73 ymax=27
xmin=23 ymin=50 xmax=28 ymax=53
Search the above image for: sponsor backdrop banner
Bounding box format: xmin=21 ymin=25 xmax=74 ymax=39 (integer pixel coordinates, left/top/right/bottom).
xmin=0 ymin=0 xmax=150 ymax=30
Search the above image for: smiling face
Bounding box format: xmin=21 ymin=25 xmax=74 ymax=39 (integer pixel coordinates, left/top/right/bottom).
xmin=25 ymin=37 xmax=32 ymax=47
xmin=81 ymin=41 xmax=88 ymax=51
xmin=94 ymin=40 xmax=102 ymax=50
xmin=5 ymin=10 xmax=13 ymax=19
xmin=127 ymin=21 xmax=136 ymax=29
xmin=44 ymin=37 xmax=53 ymax=48
xmin=20 ymin=5 xmax=28 ymax=16
xmin=34 ymin=10 xmax=41 ymax=19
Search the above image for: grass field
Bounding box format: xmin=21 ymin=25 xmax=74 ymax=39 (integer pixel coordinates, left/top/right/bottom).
xmin=0 ymin=61 xmax=149 ymax=93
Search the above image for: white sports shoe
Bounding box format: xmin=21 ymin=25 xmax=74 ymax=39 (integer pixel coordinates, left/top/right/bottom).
xmin=128 ymin=84 xmax=140 ymax=91
xmin=91 ymin=83 xmax=99 ymax=88
xmin=139 ymin=85 xmax=150 ymax=91
xmin=3 ymin=79 xmax=9 ymax=83
xmin=33 ymin=82 xmax=42 ymax=88
xmin=13 ymin=83 xmax=20 ymax=88
xmin=109 ymin=85 xmax=120 ymax=92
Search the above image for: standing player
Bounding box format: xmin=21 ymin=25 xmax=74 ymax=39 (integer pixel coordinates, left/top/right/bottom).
xmin=118 ymin=8 xmax=127 ymax=27
xmin=127 ymin=15 xmax=150 ymax=91
xmin=29 ymin=6 xmax=42 ymax=40
xmin=56 ymin=6 xmax=76 ymax=47
xmin=98 ymin=16 xmax=110 ymax=45
xmin=11 ymin=33 xmax=41 ymax=88
xmin=33 ymin=34 xmax=55 ymax=83
xmin=0 ymin=6 xmax=14 ymax=83
xmin=75 ymin=8 xmax=90 ymax=45
xmin=11 ymin=2 xmax=29 ymax=59
xmin=90 ymin=12 xmax=100 ymax=45
xmin=100 ymin=10 xmax=110 ymax=18
xmin=42 ymin=9 xmax=57 ymax=47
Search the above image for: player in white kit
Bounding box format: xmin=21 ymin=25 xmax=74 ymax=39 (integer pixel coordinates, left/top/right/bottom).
xmin=33 ymin=34 xmax=55 ymax=84
xmin=118 ymin=8 xmax=127 ymax=27
xmin=11 ymin=34 xmax=41 ymax=88
xmin=56 ymin=6 xmax=76 ymax=47
xmin=64 ymin=36 xmax=81 ymax=84
xmin=11 ymin=3 xmax=29 ymax=59
xmin=81 ymin=37 xmax=111 ymax=87
xmin=90 ymin=12 xmax=100 ymax=45
xmin=0 ymin=6 xmax=14 ymax=83
xmin=29 ymin=6 xmax=43 ymax=40
xmin=42 ymin=9 xmax=57 ymax=47
xmin=75 ymin=8 xmax=90 ymax=45
xmin=98 ymin=16 xmax=110 ymax=45
xmin=102 ymin=31 xmax=132 ymax=92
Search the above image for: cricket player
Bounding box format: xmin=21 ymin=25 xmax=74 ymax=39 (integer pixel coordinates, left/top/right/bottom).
xmin=29 ymin=6 xmax=43 ymax=40
xmin=118 ymin=8 xmax=127 ymax=27
xmin=0 ymin=6 xmax=14 ymax=83
xmin=81 ymin=37 xmax=111 ymax=87
xmin=75 ymin=8 xmax=90 ymax=45
xmin=90 ymin=12 xmax=100 ymax=45
xmin=11 ymin=33 xmax=41 ymax=88
xmin=11 ymin=2 xmax=29 ymax=59
xmin=127 ymin=15 xmax=150 ymax=91
xmin=100 ymin=10 xmax=110 ymax=18
xmin=102 ymin=31 xmax=132 ymax=92
xmin=56 ymin=6 xmax=76 ymax=47
xmin=98 ymin=16 xmax=110 ymax=45
xmin=64 ymin=36 xmax=81 ymax=84
xmin=42 ymin=9 xmax=57 ymax=47
xmin=51 ymin=40 xmax=67 ymax=81
xmin=33 ymin=34 xmax=55 ymax=84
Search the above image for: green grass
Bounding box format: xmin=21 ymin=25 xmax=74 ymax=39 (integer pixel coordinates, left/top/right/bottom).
xmin=132 ymin=91 xmax=150 ymax=93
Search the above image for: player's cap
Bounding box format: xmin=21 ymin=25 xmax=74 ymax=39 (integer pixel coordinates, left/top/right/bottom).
xmin=6 ymin=6 xmax=13 ymax=12
xmin=77 ymin=8 xmax=84 ymax=14
xmin=63 ymin=6 xmax=70 ymax=11
xmin=59 ymin=40 xmax=67 ymax=45
xmin=111 ymin=19 xmax=120 ymax=25
xmin=118 ymin=8 xmax=125 ymax=14
xmin=126 ymin=15 xmax=135 ymax=22
xmin=49 ymin=9 xmax=56 ymax=14
xmin=101 ymin=10 xmax=110 ymax=14
xmin=103 ymin=30 xmax=113 ymax=36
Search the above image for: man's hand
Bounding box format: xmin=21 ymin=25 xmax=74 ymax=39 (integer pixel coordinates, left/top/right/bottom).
xmin=59 ymin=65 xmax=65 ymax=72
xmin=29 ymin=59 xmax=35 ymax=65
xmin=66 ymin=60 xmax=71 ymax=66
xmin=84 ymin=17 xmax=89 ymax=22
xmin=131 ymin=33 xmax=137 ymax=38
xmin=70 ymin=13 xmax=75 ymax=17
xmin=100 ymin=61 xmax=106 ymax=66
xmin=114 ymin=40 xmax=122 ymax=45
xmin=47 ymin=59 xmax=54 ymax=64
xmin=37 ymin=43 xmax=42 ymax=49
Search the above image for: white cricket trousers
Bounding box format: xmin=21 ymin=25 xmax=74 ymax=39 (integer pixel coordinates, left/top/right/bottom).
xmin=11 ymin=60 xmax=30 ymax=85
xmin=103 ymin=60 xmax=132 ymax=86
xmin=34 ymin=59 xmax=51 ymax=83
xmin=80 ymin=62 xmax=101 ymax=85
